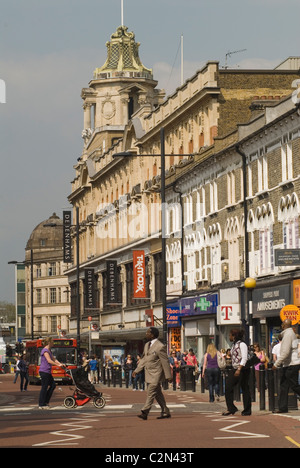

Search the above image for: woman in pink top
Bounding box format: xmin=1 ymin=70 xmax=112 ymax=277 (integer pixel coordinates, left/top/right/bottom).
xmin=253 ymin=343 xmax=266 ymax=391
xmin=185 ymin=349 xmax=198 ymax=369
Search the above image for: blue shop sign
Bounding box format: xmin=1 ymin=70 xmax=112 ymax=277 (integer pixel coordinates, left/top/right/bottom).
xmin=167 ymin=294 xmax=218 ymax=327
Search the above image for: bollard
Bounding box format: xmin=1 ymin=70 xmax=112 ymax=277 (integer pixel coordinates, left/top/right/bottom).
xmin=267 ymin=363 xmax=275 ymax=412
xmin=259 ymin=364 xmax=266 ymax=410
xmin=249 ymin=367 xmax=256 ymax=402
xmin=106 ymin=367 xmax=111 ymax=387
xmin=125 ymin=369 xmax=129 ymax=388
xmin=172 ymin=367 xmax=177 ymax=391
xmin=102 ymin=366 xmax=106 ymax=385
xmin=180 ymin=367 xmax=186 ymax=391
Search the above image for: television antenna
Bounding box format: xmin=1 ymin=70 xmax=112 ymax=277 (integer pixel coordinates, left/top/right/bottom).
xmin=224 ymin=49 xmax=247 ymax=69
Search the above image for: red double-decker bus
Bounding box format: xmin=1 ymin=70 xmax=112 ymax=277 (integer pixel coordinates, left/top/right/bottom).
xmin=26 ymin=338 xmax=78 ymax=384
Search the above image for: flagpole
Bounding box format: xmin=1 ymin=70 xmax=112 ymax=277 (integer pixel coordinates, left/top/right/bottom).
xmin=121 ymin=0 xmax=124 ymax=26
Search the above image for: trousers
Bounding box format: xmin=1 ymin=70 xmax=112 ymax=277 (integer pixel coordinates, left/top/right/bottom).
xmin=39 ymin=372 xmax=56 ymax=407
xmin=278 ymin=365 xmax=300 ymax=412
xmin=142 ymin=382 xmax=169 ymax=414
xmin=225 ymin=368 xmax=252 ymax=414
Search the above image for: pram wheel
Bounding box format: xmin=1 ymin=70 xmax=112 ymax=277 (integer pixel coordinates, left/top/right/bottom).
xmin=64 ymin=396 xmax=76 ymax=409
xmin=93 ymin=396 xmax=106 ymax=409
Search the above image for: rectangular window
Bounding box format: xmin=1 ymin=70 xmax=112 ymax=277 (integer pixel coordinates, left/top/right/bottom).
xmin=50 ymin=288 xmax=56 ymax=304
xmin=281 ymin=142 xmax=293 ymax=182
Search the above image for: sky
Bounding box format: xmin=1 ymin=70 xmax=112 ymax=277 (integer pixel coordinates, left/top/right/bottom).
xmin=1 ymin=0 xmax=300 ymax=303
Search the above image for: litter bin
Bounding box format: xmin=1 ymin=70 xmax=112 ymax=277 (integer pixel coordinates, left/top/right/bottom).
xmin=112 ymin=365 xmax=122 ymax=388
xmin=180 ymin=366 xmax=196 ymax=392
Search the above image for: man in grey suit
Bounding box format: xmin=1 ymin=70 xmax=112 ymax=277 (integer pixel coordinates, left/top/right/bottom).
xmin=133 ymin=327 xmax=172 ymax=420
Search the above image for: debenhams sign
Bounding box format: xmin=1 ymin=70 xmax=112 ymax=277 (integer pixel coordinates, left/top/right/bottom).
xmin=253 ymin=284 xmax=291 ymax=318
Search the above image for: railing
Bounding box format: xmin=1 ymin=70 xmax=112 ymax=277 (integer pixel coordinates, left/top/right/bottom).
xmin=99 ymin=363 xmax=299 ymax=412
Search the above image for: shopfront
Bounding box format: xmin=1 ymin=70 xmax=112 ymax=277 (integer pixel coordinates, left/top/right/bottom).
xmin=252 ymin=283 xmax=291 ymax=354
xmin=167 ymin=294 xmax=218 ymax=364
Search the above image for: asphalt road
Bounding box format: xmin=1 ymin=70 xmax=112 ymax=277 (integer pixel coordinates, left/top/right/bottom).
xmin=0 ymin=374 xmax=299 ymax=450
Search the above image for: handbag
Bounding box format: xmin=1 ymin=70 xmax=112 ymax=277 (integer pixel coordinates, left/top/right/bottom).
xmin=217 ymin=352 xmax=226 ymax=370
xmin=245 ymin=353 xmax=261 ymax=369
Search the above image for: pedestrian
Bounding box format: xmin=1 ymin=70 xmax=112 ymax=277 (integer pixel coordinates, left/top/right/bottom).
xmin=253 ymin=343 xmax=266 ymax=391
xmin=38 ymin=337 xmax=65 ymax=409
xmin=13 ymin=357 xmax=20 ymax=384
xmin=185 ymin=348 xmax=198 ymax=370
xmin=272 ymin=334 xmax=282 ymax=362
xmin=133 ymin=354 xmax=145 ymax=391
xmin=202 ymin=344 xmax=221 ymax=403
xmin=124 ymin=354 xmax=134 ymax=387
xmin=272 ymin=319 xmax=300 ymax=413
xmin=169 ymin=350 xmax=180 ymax=389
xmin=89 ymin=356 xmax=98 ymax=384
xmin=223 ymin=328 xmax=252 ymax=416
xmin=18 ymin=354 xmax=29 ymax=392
xmin=132 ymin=327 xmax=172 ymax=420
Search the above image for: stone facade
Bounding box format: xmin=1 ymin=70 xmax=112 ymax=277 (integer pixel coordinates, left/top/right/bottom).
xmin=66 ymin=23 xmax=300 ymax=356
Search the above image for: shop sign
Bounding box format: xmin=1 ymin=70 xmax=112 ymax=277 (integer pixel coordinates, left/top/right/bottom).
xmin=169 ymin=328 xmax=181 ymax=351
xmin=85 ymin=268 xmax=95 ymax=309
xmin=63 ymin=211 xmax=72 ymax=263
xmin=293 ymin=280 xmax=300 ymax=307
xmin=133 ymin=250 xmax=146 ymax=298
xmin=253 ymin=284 xmax=291 ymax=318
xmin=167 ymin=305 xmax=180 ymax=327
xmin=280 ymin=304 xmax=300 ymax=325
xmin=107 ymin=260 xmax=118 ymax=304
xmin=181 ymin=294 xmax=218 ymax=316
xmin=217 ymin=304 xmax=241 ymax=325
xmin=166 ymin=294 xmax=218 ymax=327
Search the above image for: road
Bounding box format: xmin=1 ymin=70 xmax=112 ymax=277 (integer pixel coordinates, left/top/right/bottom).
xmin=0 ymin=374 xmax=299 ymax=450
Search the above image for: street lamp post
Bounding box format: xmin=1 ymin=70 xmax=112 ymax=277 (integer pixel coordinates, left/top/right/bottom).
xmin=44 ymin=208 xmax=81 ymax=355
xmin=113 ymin=126 xmax=191 ymax=346
xmin=244 ymin=277 xmax=256 ymax=345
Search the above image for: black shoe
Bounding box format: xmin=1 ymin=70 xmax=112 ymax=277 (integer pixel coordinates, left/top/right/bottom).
xmin=157 ymin=412 xmax=171 ymax=419
xmin=222 ymin=410 xmax=238 ymax=416
xmin=137 ymin=411 xmax=148 ymax=420
xmin=272 ymin=409 xmax=288 ymax=414
xmin=241 ymin=411 xmax=252 ymax=416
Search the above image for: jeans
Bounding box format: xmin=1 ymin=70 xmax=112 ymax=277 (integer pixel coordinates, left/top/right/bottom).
xmin=20 ymin=371 xmax=28 ymax=391
xmin=206 ymin=367 xmax=220 ymax=402
xmin=133 ymin=372 xmax=145 ymax=390
xmin=39 ymin=372 xmax=56 ymax=407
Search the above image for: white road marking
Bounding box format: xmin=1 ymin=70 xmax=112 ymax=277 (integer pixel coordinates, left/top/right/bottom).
xmin=207 ymin=415 xmax=270 ymax=440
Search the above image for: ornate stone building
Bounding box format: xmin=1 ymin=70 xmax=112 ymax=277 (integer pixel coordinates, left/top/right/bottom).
xmin=66 ymin=22 xmax=300 ymax=358
xmin=25 ymin=213 xmax=70 ymax=338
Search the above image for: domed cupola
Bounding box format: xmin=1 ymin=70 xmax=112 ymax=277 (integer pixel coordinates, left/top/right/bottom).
xmin=93 ymin=25 xmax=153 ymax=80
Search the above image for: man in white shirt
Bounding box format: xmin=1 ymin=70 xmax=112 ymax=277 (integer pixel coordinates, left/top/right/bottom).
xmin=223 ymin=328 xmax=252 ymax=416
xmin=272 ymin=335 xmax=282 ymax=362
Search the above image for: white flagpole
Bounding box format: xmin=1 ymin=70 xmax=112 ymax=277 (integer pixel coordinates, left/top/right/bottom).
xmin=121 ymin=0 xmax=124 ymax=26
xmin=181 ymin=34 xmax=184 ymax=86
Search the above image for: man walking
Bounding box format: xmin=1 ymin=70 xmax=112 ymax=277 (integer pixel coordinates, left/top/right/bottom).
xmin=133 ymin=327 xmax=172 ymax=420
xmin=272 ymin=319 xmax=300 ymax=413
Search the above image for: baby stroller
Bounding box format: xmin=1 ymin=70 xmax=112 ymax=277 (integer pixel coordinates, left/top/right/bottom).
xmin=64 ymin=367 xmax=106 ymax=409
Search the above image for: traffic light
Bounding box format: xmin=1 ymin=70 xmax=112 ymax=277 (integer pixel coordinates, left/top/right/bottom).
xmin=15 ymin=342 xmax=24 ymax=354
xmin=6 ymin=345 xmax=13 ymax=357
